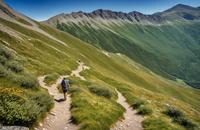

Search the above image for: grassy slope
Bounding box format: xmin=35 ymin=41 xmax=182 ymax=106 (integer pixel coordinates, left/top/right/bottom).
xmin=56 ymin=21 xmax=200 ymax=87
xmin=0 ymin=18 xmax=200 ymax=129
xmin=39 ymin=23 xmax=200 ymax=128
xmin=0 ymin=42 xmax=54 ymax=127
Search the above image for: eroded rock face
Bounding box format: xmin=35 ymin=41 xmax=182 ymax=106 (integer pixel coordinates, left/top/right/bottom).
xmin=0 ymin=125 xmax=29 ymax=130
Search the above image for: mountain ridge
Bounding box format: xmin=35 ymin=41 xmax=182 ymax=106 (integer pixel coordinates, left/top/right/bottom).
xmin=46 ymin=4 xmax=200 ymax=25
xmin=45 ymin=4 xmax=200 ymax=88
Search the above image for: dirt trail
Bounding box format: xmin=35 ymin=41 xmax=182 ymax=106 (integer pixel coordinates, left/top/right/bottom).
xmin=36 ymin=62 xmax=88 ymax=130
xmin=71 ymin=62 xmax=90 ymax=80
xmin=36 ymin=76 xmax=78 ymax=130
xmin=111 ymin=91 xmax=144 ymax=130
xmin=36 ymin=62 xmax=143 ymax=130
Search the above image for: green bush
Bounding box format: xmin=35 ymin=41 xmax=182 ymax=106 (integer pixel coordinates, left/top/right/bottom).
xmin=6 ymin=61 xmax=23 ymax=73
xmin=30 ymin=91 xmax=54 ymax=114
xmin=0 ymin=46 xmax=13 ymax=60
xmin=0 ymin=93 xmax=37 ymax=126
xmin=89 ymin=85 xmax=112 ymax=99
xmin=137 ymin=106 xmax=152 ymax=115
xmin=0 ymin=55 xmax=7 ymax=65
xmin=173 ymin=117 xmax=197 ymax=130
xmin=164 ymin=106 xmax=184 ymax=119
xmin=17 ymin=73 xmax=38 ymax=89
xmin=131 ymin=99 xmax=145 ymax=109
xmin=143 ymin=117 xmax=178 ymax=130
xmin=0 ymin=89 xmax=54 ymax=126
xmin=164 ymin=106 xmax=198 ymax=130
xmin=0 ymin=65 xmax=7 ymax=77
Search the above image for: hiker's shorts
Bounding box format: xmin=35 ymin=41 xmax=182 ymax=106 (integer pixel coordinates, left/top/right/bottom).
xmin=63 ymin=89 xmax=68 ymax=93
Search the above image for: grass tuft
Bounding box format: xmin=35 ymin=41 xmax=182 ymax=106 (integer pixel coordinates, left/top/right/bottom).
xmin=164 ymin=106 xmax=198 ymax=130
xmin=44 ymin=73 xmax=59 ymax=86
xmin=69 ymin=79 xmax=124 ymax=130
xmin=143 ymin=117 xmax=180 ymax=130
xmin=132 ymin=99 xmax=146 ymax=109
xmin=89 ymin=85 xmax=112 ymax=99
xmin=137 ymin=105 xmax=153 ymax=115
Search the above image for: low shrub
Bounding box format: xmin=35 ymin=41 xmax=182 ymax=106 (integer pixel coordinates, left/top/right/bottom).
xmin=173 ymin=117 xmax=197 ymax=130
xmin=89 ymin=85 xmax=112 ymax=99
xmin=137 ymin=105 xmax=153 ymax=115
xmin=131 ymin=99 xmax=145 ymax=109
xmin=30 ymin=91 xmax=54 ymax=114
xmin=0 ymin=55 xmax=7 ymax=65
xmin=17 ymin=73 xmax=38 ymax=89
xmin=0 ymin=89 xmax=54 ymax=126
xmin=164 ymin=106 xmax=198 ymax=130
xmin=164 ymin=106 xmax=184 ymax=119
xmin=143 ymin=117 xmax=178 ymax=130
xmin=0 ymin=93 xmax=36 ymax=126
xmin=0 ymin=65 xmax=7 ymax=77
xmin=6 ymin=61 xmax=23 ymax=73
xmin=0 ymin=46 xmax=13 ymax=60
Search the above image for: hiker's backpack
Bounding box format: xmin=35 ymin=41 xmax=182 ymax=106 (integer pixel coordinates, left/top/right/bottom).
xmin=61 ymin=79 xmax=69 ymax=91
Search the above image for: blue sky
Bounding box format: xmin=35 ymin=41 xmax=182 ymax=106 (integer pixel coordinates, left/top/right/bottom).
xmin=4 ymin=0 xmax=200 ymax=21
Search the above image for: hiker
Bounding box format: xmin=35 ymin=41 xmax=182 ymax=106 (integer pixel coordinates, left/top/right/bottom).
xmin=61 ymin=77 xmax=70 ymax=100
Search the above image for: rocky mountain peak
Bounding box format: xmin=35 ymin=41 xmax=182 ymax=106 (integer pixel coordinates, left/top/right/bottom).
xmin=165 ymin=4 xmax=199 ymax=12
xmin=46 ymin=4 xmax=200 ymax=25
xmin=90 ymin=9 xmax=127 ymax=19
xmin=174 ymin=4 xmax=196 ymax=9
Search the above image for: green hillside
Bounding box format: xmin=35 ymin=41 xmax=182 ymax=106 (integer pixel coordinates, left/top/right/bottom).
xmin=0 ymin=2 xmax=200 ymax=129
xmin=56 ymin=21 xmax=200 ymax=88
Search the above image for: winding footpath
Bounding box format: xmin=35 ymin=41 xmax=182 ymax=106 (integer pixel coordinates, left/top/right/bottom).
xmin=36 ymin=62 xmax=88 ymax=130
xmin=70 ymin=62 xmax=90 ymax=80
xmin=111 ymin=91 xmax=144 ymax=130
xmin=37 ymin=76 xmax=77 ymax=130
xmin=36 ymin=61 xmax=143 ymax=130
